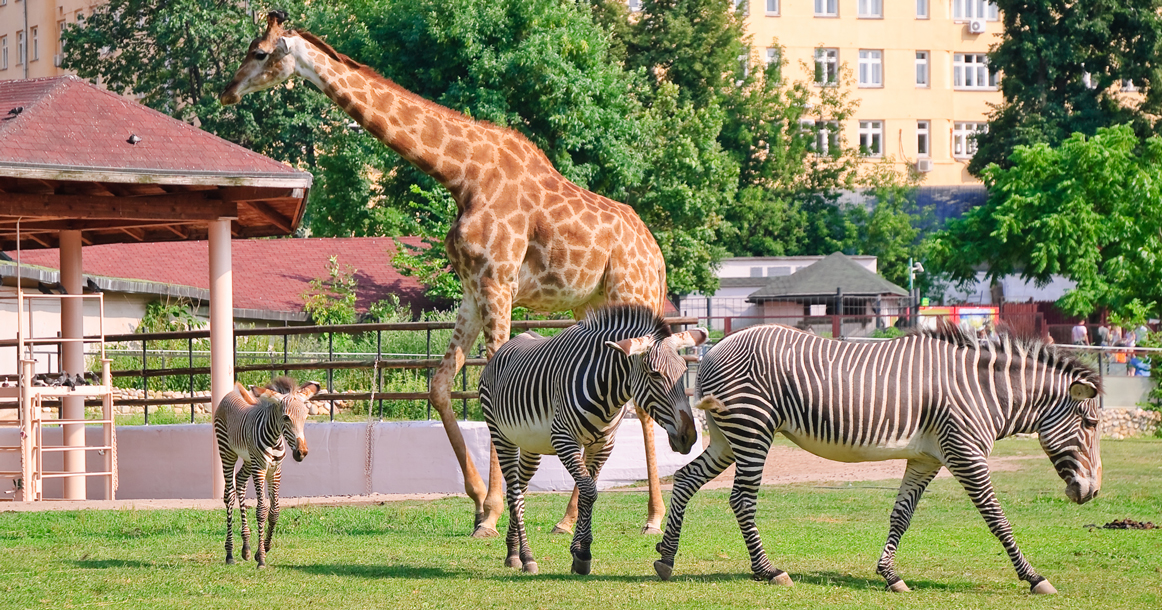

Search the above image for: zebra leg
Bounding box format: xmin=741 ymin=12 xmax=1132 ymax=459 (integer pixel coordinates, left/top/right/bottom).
xmin=264 ymin=465 xmax=280 ymax=554
xmin=875 ymin=459 xmax=941 ymax=592
xmin=252 ymin=466 xmax=269 ymax=569
xmin=556 ymin=439 xmax=598 ymax=575
xmin=946 ymin=456 xmax=1056 ymax=594
xmin=654 ymin=419 xmax=735 ymax=581
xmin=221 ymin=453 xmax=238 ymax=565
xmin=236 ymin=461 xmax=253 ymax=561
xmin=730 ymin=439 xmax=790 ymax=585
xmin=501 ymin=440 xmax=542 ymax=574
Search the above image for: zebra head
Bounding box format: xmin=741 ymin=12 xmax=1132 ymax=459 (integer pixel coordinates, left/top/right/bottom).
xmin=255 ymin=378 xmax=321 ymax=462
xmin=607 ymin=328 xmax=708 ymax=455
xmin=1038 ymin=380 xmax=1102 ymax=505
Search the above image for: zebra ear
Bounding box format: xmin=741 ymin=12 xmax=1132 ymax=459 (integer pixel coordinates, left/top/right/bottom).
xmin=300 ymin=381 xmax=321 ymax=398
xmin=670 ymin=328 xmax=710 ymax=350
xmin=236 ymin=382 xmax=257 ymax=405
xmin=252 ymin=385 xmax=276 ymax=399
xmin=1070 ymin=382 xmax=1097 ymax=401
xmin=606 ymin=336 xmax=655 ymax=357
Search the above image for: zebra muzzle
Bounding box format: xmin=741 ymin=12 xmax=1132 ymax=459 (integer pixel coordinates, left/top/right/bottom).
xmin=293 ymin=439 xmax=308 ymax=462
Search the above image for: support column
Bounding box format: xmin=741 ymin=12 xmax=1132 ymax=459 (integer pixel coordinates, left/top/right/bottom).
xmin=60 ymin=230 xmax=85 ymax=500
xmin=209 ymin=219 xmax=234 ymax=499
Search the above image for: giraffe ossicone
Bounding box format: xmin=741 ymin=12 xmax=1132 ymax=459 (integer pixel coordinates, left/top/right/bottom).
xmin=221 ymin=11 xmax=674 ymax=538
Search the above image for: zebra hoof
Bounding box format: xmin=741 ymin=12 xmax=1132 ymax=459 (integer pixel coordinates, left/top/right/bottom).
xmin=641 ymin=525 xmax=663 ymax=535
xmin=571 ymin=558 xmax=592 ymax=576
xmin=1031 ymin=580 xmax=1057 ymax=595
xmin=255 ymin=561 xmax=266 ymax=570
xmin=241 ymin=548 xmax=250 ymax=561
xmin=887 ymin=580 xmax=911 ymax=593
xmin=522 ymin=561 xmax=539 ymax=575
xmin=549 ymin=524 xmax=573 ymax=535
xmin=654 ymin=560 xmax=674 ymax=581
xmin=768 ymin=571 xmax=794 ymax=586
xmin=225 ymin=556 xmax=235 ymax=565
xmin=506 ymin=556 xmax=522 ymax=569
xmin=471 ymin=525 xmax=499 ymax=539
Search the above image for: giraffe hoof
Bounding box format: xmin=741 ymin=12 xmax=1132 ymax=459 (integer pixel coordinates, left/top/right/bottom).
xmin=471 ymin=525 xmax=499 ymax=539
xmin=522 ymin=561 xmax=539 ymax=575
xmin=768 ymin=571 xmax=794 ymax=586
xmin=1031 ymin=580 xmax=1057 ymax=595
xmin=641 ymin=525 xmax=663 ymax=535
xmin=549 ymin=524 xmax=573 ymax=535
xmin=571 ymin=558 xmax=592 ymax=576
xmin=654 ymin=560 xmax=674 ymax=581
xmin=506 ymin=556 xmax=522 ymax=569
xmin=887 ymin=580 xmax=911 ymax=593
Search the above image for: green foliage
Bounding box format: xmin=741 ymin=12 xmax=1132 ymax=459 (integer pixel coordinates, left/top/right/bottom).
xmin=390 ymin=186 xmax=463 ymax=302
xmin=871 ymin=326 xmax=906 ymax=339
xmin=933 ymin=125 xmax=1162 ymax=318
xmin=971 ymin=0 xmax=1162 ymax=174
xmin=302 ymin=256 xmax=360 ymax=326
xmin=136 ymin=299 xmax=204 ymax=334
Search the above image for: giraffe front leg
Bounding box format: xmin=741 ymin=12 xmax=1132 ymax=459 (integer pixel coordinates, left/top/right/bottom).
xmin=252 ymin=467 xmax=268 ymax=569
xmin=876 ymin=459 xmax=941 ymax=592
xmin=636 ymin=404 xmax=664 ymax=535
xmin=655 ymin=423 xmax=734 ymax=581
xmin=475 ymin=283 xmax=515 ymax=538
xmin=264 ymin=466 xmax=281 ymax=554
xmin=551 ymin=487 xmax=580 ymax=535
xmin=946 ymin=454 xmax=1055 ymax=594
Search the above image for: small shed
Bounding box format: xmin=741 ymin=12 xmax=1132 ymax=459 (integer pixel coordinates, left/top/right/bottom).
xmin=0 ymin=76 xmax=311 ymax=499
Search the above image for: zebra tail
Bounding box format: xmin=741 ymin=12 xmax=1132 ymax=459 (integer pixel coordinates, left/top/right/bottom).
xmin=694 ymin=395 xmax=725 ymax=414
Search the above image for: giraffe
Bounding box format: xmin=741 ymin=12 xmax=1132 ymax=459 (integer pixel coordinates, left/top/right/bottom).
xmin=221 ymin=12 xmax=676 ymax=537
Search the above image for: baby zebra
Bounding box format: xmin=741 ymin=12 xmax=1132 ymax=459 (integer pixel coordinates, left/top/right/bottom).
xmin=655 ymin=324 xmax=1102 ymax=593
xmin=480 ymin=305 xmax=706 ymax=576
xmin=215 ymin=377 xmax=320 ymax=567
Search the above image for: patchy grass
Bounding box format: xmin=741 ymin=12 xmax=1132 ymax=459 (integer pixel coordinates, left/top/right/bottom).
xmin=1 ymin=438 xmax=1159 ymax=610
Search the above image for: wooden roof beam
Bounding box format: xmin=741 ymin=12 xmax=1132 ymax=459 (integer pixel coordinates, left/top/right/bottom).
xmin=0 ymin=192 xmax=238 ymax=221
xmin=244 ymin=201 xmax=294 ymax=233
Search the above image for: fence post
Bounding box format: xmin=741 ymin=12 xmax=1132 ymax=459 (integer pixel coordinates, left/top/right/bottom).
xmin=188 ymin=337 xmax=195 ymax=423
xmin=328 ymin=331 xmax=334 ymax=422
xmin=376 ymin=330 xmax=383 ymax=419
xmin=833 ymin=288 xmax=843 ymax=339
xmin=426 ymin=328 xmax=432 ymax=421
xmin=141 ymin=338 xmax=149 ymax=425
xmin=283 ymin=330 xmax=289 ymax=377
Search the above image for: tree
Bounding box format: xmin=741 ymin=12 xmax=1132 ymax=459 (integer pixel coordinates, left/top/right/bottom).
xmin=933 ymin=125 xmax=1162 ymax=318
xmin=970 ymin=0 xmax=1162 ymax=174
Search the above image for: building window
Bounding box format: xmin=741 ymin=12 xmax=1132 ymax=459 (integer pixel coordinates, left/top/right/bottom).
xmin=815 ymin=0 xmax=838 ymax=17
xmin=954 ymin=53 xmax=997 ymax=89
xmin=917 ymin=121 xmax=930 ymax=157
xmin=765 ymin=47 xmax=779 ymax=65
xmin=17 ymin=31 xmax=24 ymax=66
xmin=58 ymin=20 xmax=66 ymax=55
xmin=734 ymin=0 xmax=748 ymax=16
xmin=815 ymin=48 xmax=838 ymax=85
xmin=1121 ymin=79 xmax=1139 ymax=92
xmin=915 ymin=51 xmax=929 ymax=87
xmin=858 ymin=50 xmax=883 ymax=87
xmin=766 ymin=0 xmax=779 ymax=15
xmin=627 ymin=0 xmax=642 ymax=12
xmin=916 ymin=0 xmax=929 ymax=18
xmin=953 ymin=122 xmax=987 ymax=157
xmin=802 ymin=120 xmax=840 ymax=156
xmin=953 ymin=0 xmax=999 ymax=21
xmin=858 ymin=0 xmax=882 ymax=18
xmin=1 ymin=37 xmax=7 ymax=71
xmin=31 ymin=27 xmax=38 ymax=62
xmin=859 ymin=121 xmax=884 ymax=157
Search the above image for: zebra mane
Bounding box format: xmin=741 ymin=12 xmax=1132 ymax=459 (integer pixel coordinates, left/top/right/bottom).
xmin=577 ymin=304 xmax=672 ymax=341
xmin=913 ymin=321 xmax=1102 ymax=393
xmin=266 ymin=376 xmax=300 ymax=395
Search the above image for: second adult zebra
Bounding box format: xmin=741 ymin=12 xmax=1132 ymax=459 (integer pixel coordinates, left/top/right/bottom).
xmin=480 ymin=305 xmax=705 ymax=576
xmin=655 ymin=324 xmax=1102 ymax=594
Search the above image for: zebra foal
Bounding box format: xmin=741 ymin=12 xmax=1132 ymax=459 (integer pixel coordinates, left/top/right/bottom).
xmin=655 ymin=324 xmax=1102 ymax=594
xmin=480 ymin=305 xmax=705 ymax=576
xmin=215 ymin=376 xmax=320 ymax=567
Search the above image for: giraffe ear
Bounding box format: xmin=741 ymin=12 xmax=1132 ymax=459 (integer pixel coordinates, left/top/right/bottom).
xmin=606 ymin=336 xmax=655 ymax=357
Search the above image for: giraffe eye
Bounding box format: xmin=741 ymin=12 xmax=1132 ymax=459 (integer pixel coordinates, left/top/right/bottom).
xmin=254 ymin=51 xmax=269 ymax=60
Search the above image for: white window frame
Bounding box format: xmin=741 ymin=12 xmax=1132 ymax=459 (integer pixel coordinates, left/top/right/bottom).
xmin=954 ymin=53 xmax=997 ymax=90
xmin=917 ymin=121 xmax=930 ymax=157
xmin=627 ymin=0 xmax=642 ymax=12
xmin=765 ymin=47 xmax=779 ymax=65
xmin=815 ymin=48 xmax=839 ymax=86
xmin=858 ymin=50 xmax=883 ymax=88
xmin=31 ymin=26 xmax=38 ymax=62
xmin=953 ymin=0 xmax=999 ymax=21
xmin=17 ymin=31 xmax=24 ymax=66
xmin=858 ymin=0 xmax=883 ymax=18
xmin=766 ymin=0 xmax=779 ymax=15
xmin=953 ymin=122 xmax=987 ymax=158
xmin=815 ymin=0 xmax=838 ymax=17
xmin=916 ymin=0 xmax=929 ymax=19
xmin=915 ymin=51 xmax=929 ymax=87
xmin=1 ymin=37 xmax=7 ymax=71
xmin=802 ymin=119 xmax=840 ymax=156
xmin=859 ymin=121 xmax=884 ymax=157
xmin=734 ymin=0 xmax=749 ymax=16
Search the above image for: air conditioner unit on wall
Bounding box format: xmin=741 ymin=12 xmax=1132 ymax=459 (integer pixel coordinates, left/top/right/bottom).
xmin=53 ymin=54 xmax=61 ymax=67
xmin=915 ymin=159 xmax=933 ymax=173
xmin=968 ymin=19 xmax=987 ymax=34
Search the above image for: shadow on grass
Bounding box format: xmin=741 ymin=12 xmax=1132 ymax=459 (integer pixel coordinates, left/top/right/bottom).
xmin=795 ymin=570 xmax=959 ymax=592
xmin=284 ymin=563 xmax=468 ymax=579
xmin=73 ymin=559 xmax=155 ymax=569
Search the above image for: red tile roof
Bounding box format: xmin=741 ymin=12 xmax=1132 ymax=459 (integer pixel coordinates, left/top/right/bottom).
xmin=0 ymin=76 xmax=306 ymax=180
xmin=10 ymin=237 xmax=433 ymax=315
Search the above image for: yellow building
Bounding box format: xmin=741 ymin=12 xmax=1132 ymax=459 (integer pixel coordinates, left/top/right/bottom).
xmin=741 ymin=0 xmax=1003 ymax=186
xmin=0 ymin=0 xmax=100 ymax=81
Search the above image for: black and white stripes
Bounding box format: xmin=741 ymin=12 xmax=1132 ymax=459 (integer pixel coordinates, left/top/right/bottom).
xmin=480 ymin=305 xmax=706 ymax=575
xmin=214 ymin=377 xmax=319 ymax=568
xmin=655 ymin=323 xmax=1102 ymax=594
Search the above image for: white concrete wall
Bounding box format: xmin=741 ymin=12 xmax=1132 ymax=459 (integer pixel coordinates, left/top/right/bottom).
xmin=0 ymin=419 xmax=700 ymax=501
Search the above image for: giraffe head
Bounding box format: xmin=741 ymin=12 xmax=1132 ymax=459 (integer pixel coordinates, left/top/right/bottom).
xmin=251 ymin=377 xmax=321 ymax=462
xmin=219 ymin=11 xmax=297 ymax=106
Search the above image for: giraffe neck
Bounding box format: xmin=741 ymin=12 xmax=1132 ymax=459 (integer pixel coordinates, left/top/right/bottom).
xmin=285 ymin=32 xmax=477 ymax=199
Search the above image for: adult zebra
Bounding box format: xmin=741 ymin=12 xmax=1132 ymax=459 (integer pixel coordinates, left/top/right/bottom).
xmin=480 ymin=305 xmax=706 ymax=576
xmin=654 ymin=324 xmax=1102 ymax=594
xmin=215 ymin=377 xmax=320 ymax=567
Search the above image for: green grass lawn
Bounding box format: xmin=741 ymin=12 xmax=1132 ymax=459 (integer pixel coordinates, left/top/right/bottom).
xmin=2 ymin=438 xmax=1159 ymax=610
